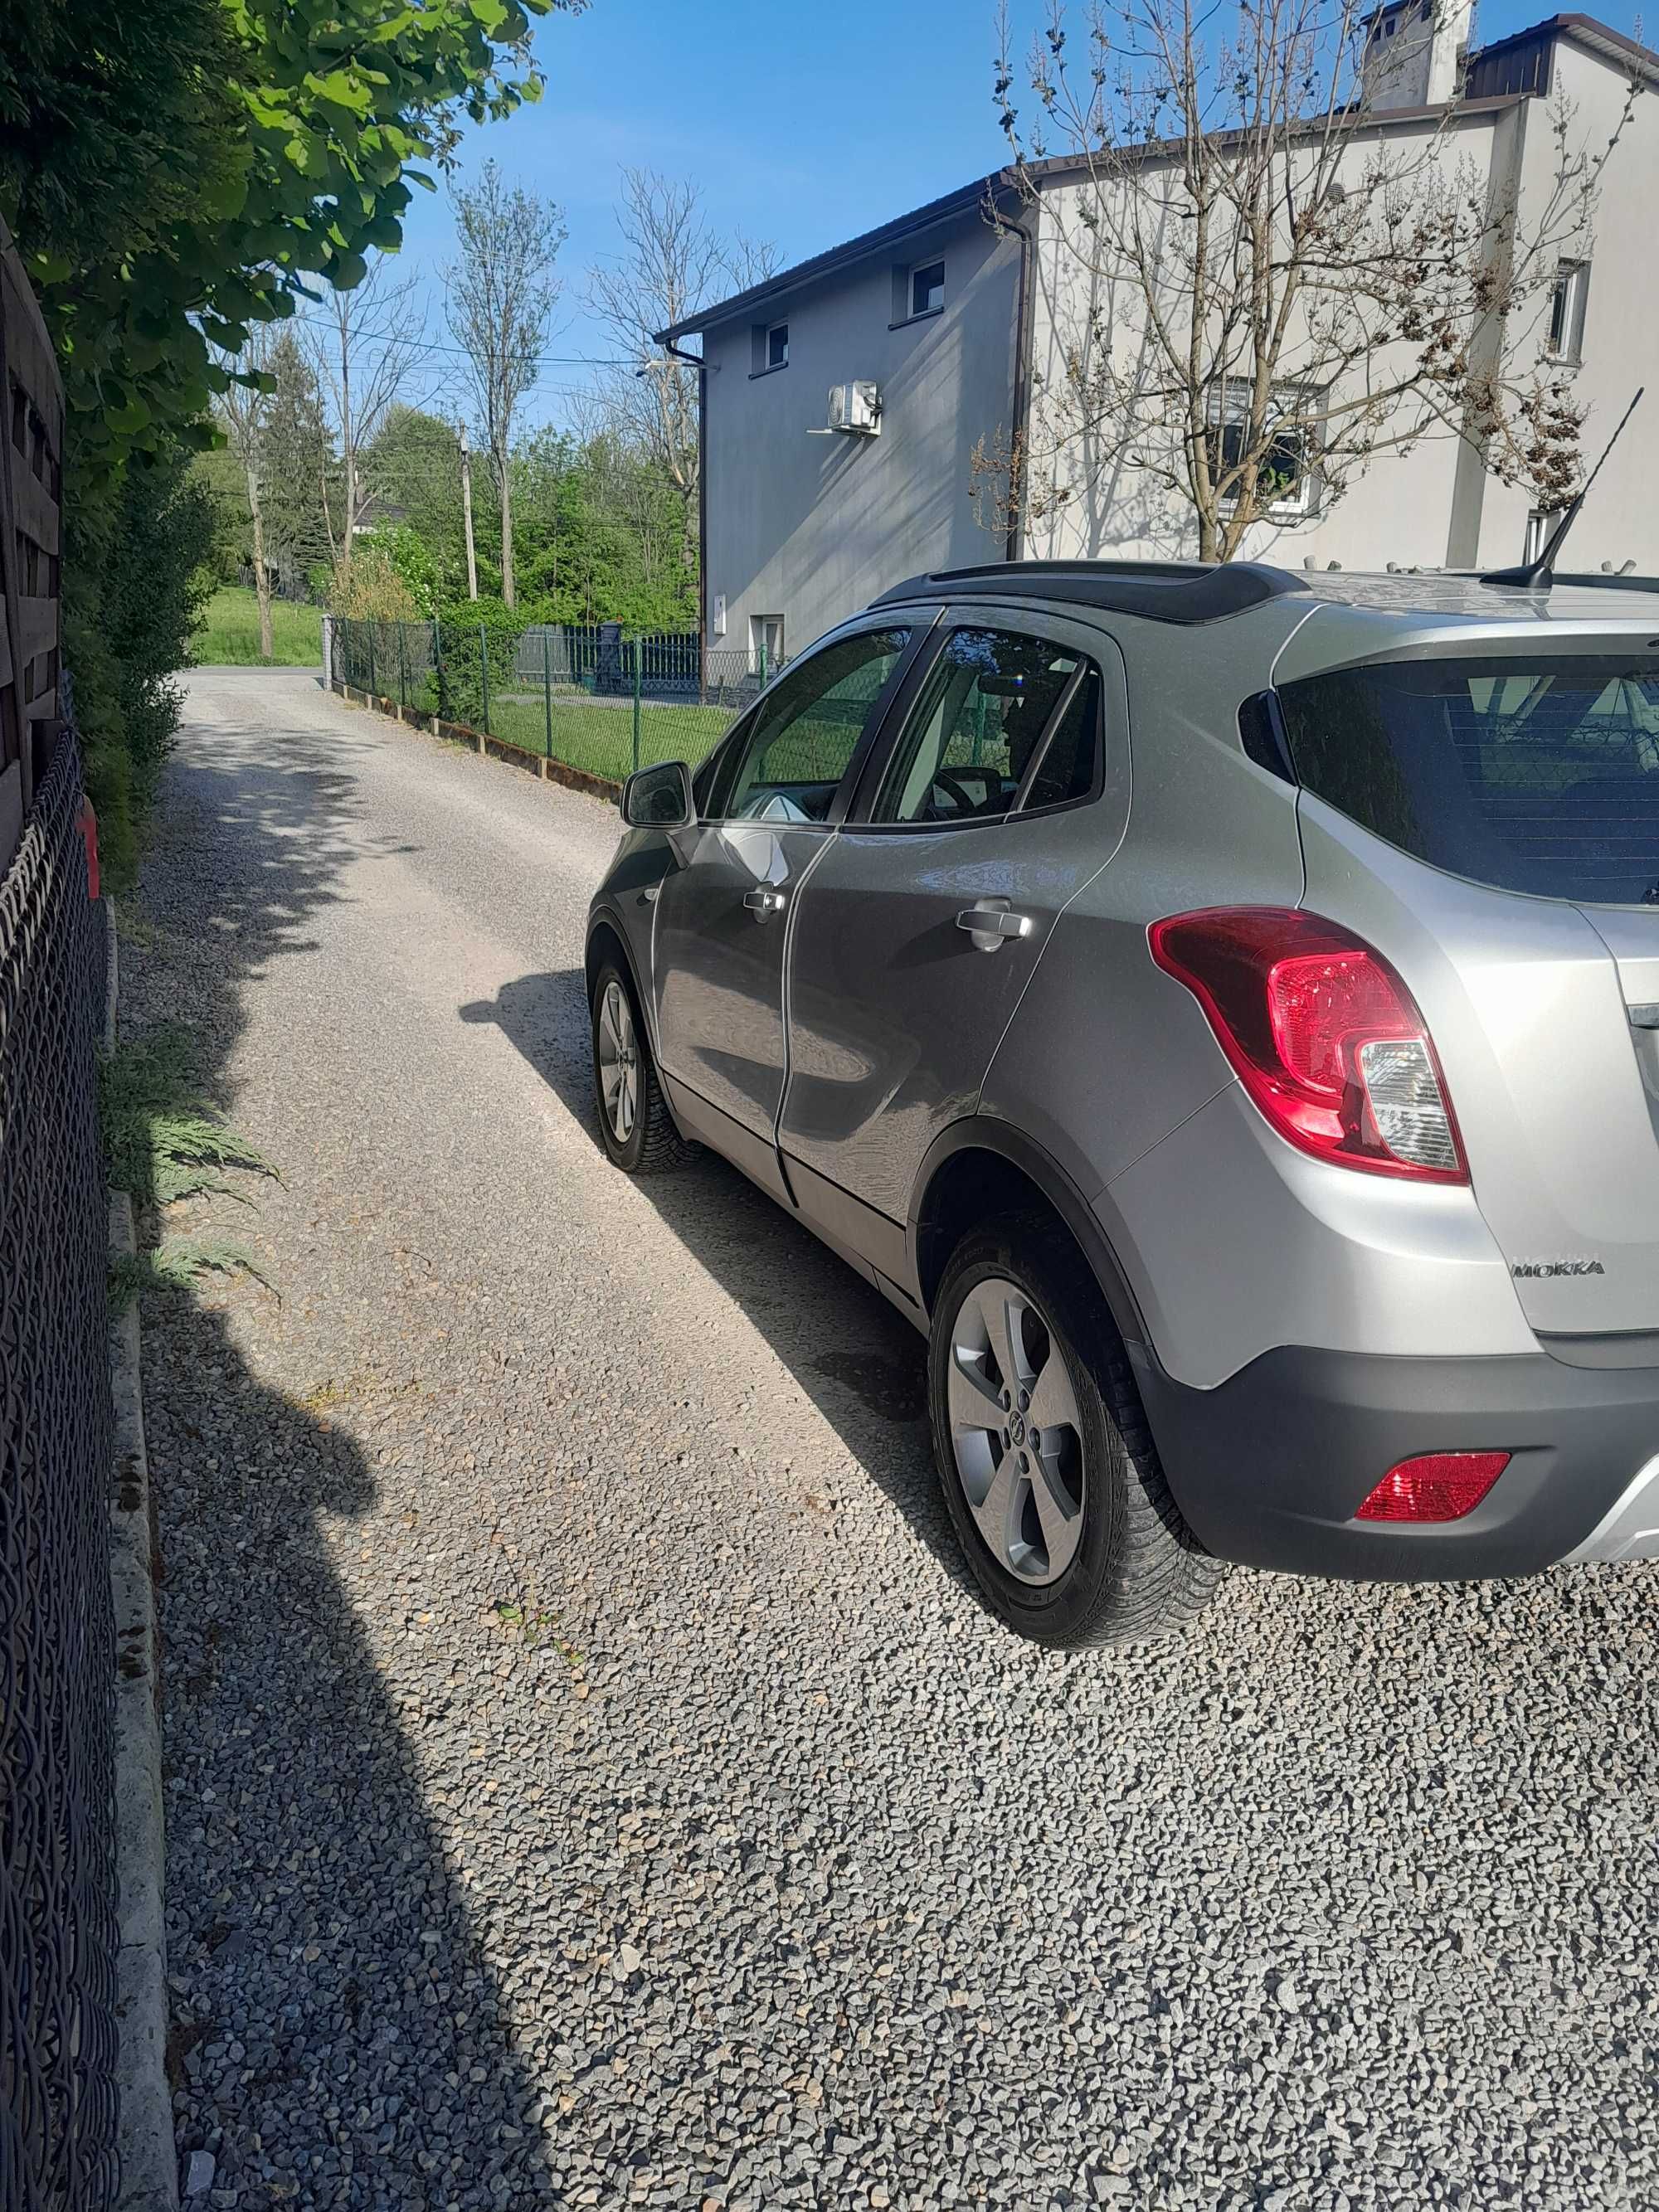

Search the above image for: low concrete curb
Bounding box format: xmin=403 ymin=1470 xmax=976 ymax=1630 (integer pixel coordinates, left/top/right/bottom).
xmin=105 ymin=900 xmax=181 ymax=2211
xmin=328 ymin=678 xmax=625 ymax=804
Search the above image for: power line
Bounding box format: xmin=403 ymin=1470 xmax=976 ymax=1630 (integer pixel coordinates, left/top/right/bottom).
xmin=285 ymin=309 xmax=642 ymax=372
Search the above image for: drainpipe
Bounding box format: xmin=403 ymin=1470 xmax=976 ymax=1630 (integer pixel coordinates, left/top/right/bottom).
xmin=997 ymin=187 xmax=1039 ymax=565
xmin=661 ymin=337 xmax=708 ymax=654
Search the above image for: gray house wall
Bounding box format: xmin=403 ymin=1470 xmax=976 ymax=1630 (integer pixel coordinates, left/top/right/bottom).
xmin=699 ymin=207 xmax=1021 ymax=657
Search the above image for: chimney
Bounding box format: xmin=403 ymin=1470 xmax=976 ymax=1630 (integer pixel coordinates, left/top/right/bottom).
xmin=1362 ymin=0 xmax=1472 ymax=111
xmin=1424 ymin=0 xmax=1472 ymax=105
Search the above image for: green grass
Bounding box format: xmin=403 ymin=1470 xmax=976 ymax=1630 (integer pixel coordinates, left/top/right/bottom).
xmin=479 ymin=694 xmax=737 ymax=781
xmin=193 ymin=585 xmax=322 ymax=668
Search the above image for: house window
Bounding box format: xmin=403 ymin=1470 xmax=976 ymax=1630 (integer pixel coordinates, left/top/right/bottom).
xmin=1206 ymin=379 xmax=1319 ymax=518
xmin=1523 ymin=508 xmax=1555 ymax=565
xmin=751 ymin=321 xmax=790 ymax=375
xmin=911 ymin=260 xmax=946 ymax=318
xmin=750 ymin=615 xmax=785 ymax=676
xmin=1545 ymin=261 xmax=1590 ymax=363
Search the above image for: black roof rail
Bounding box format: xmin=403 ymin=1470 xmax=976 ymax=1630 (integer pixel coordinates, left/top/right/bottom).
xmin=870 ymin=559 xmax=1308 ymax=625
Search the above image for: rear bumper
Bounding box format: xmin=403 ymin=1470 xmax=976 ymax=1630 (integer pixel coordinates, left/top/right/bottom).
xmin=1131 ymin=1340 xmax=1659 ymax=1580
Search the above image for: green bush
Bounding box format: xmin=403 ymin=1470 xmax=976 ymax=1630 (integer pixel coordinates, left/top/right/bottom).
xmin=68 ymin=442 xmax=215 ymax=884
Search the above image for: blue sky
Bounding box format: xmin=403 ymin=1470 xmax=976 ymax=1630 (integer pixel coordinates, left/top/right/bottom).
xmin=384 ymin=0 xmax=1652 ymax=432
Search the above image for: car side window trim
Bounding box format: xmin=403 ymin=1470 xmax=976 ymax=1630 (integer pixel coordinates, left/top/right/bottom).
xmin=844 ymin=615 xmax=1112 ymax=830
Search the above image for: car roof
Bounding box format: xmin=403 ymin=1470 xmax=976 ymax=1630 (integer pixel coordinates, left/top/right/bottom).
xmin=869 ymin=558 xmax=1659 ymax=632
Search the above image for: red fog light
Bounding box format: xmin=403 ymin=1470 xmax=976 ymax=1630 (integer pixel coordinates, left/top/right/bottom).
xmin=1355 ymin=1451 xmax=1511 ymax=1524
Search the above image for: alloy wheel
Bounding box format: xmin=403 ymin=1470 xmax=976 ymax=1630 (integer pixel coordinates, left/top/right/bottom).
xmin=596 ymin=979 xmax=640 ymax=1144
xmin=946 ymin=1274 xmax=1087 ymax=1584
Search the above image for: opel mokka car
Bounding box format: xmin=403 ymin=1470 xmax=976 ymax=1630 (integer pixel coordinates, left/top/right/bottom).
xmin=585 ymin=560 xmax=1659 ymax=1645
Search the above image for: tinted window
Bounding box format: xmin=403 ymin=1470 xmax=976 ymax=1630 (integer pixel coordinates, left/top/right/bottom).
xmin=718 ymin=629 xmax=909 ymax=823
xmin=1279 ymin=655 xmax=1659 ymax=903
xmin=874 ymin=628 xmax=1101 ymax=824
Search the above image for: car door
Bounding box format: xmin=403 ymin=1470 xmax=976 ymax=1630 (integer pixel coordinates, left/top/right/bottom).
xmin=649 ymin=622 xmax=918 ymax=1199
xmin=777 ymin=610 xmax=1130 ymax=1273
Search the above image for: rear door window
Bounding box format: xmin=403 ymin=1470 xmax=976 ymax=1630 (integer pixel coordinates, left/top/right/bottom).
xmin=1278 ymin=654 xmax=1659 ymax=903
xmin=872 ymin=627 xmax=1102 ymax=824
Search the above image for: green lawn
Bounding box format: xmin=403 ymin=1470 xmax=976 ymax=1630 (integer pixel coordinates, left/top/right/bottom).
xmin=480 ymin=693 xmax=737 ymax=781
xmin=193 ymin=586 xmax=322 ymax=668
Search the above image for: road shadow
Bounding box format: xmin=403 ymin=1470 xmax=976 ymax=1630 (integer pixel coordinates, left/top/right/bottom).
xmin=129 ymin=693 xmax=560 ymax=2204
xmin=458 ymin=966 xmax=977 ymax=1599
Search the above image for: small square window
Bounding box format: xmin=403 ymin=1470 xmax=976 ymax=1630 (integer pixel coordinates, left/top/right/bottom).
xmin=767 ymin=321 xmax=790 ymax=371
xmin=911 ymin=260 xmax=946 ymax=318
xmin=1545 ymin=262 xmax=1590 ymax=363
xmin=1206 ymin=378 xmax=1320 ymax=518
xmin=1523 ymin=508 xmax=1556 ymax=565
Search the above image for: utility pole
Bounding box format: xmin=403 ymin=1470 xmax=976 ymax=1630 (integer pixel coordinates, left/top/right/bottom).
xmin=459 ymin=421 xmax=479 ymax=600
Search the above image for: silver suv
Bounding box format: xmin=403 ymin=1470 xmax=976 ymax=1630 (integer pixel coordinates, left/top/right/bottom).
xmin=586 ymin=560 xmax=1659 ymax=1646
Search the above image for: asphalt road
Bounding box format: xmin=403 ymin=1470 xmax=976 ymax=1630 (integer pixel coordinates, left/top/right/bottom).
xmin=130 ymin=667 xmax=1656 ymax=2212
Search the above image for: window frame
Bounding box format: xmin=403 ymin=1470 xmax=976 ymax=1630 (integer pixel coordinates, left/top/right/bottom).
xmin=1206 ymin=376 xmax=1321 ymax=521
xmin=748 ymin=613 xmax=785 ymax=676
xmin=843 ymin=614 xmax=1115 ymax=834
xmin=699 ymin=619 xmax=928 ymax=827
xmin=909 ymin=259 xmax=946 ymax=318
xmin=1545 ymin=260 xmax=1591 ymax=366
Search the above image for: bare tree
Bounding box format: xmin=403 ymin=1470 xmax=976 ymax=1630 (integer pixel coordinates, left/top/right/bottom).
xmin=588 ymin=170 xmax=779 ymax=564
xmin=982 ymin=0 xmax=1639 ymax=562
xmin=304 ymin=259 xmax=430 ymax=557
xmin=445 ymin=161 xmax=566 ymax=608
xmin=215 ymin=327 xmax=279 ymax=660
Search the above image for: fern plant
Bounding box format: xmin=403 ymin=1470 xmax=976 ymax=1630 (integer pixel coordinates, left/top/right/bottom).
xmin=100 ymin=1027 xmax=280 ymax=1306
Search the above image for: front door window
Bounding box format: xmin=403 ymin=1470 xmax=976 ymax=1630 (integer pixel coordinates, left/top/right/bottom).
xmin=717 ymin=628 xmax=912 ymax=824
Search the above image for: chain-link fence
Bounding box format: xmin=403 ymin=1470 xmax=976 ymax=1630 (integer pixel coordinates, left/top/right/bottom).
xmin=333 ymin=618 xmax=786 ymax=784
xmin=0 ymin=734 xmax=120 ymax=2211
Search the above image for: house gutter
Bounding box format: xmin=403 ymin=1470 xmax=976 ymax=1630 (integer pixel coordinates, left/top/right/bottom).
xmin=661 ymin=338 xmax=709 ymax=654
xmin=999 ymin=192 xmax=1038 ymax=564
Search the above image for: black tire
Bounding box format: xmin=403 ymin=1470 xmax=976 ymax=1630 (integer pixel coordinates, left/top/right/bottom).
xmin=589 ymin=959 xmax=693 ymax=1175
xmin=928 ymin=1212 xmax=1223 ymax=1648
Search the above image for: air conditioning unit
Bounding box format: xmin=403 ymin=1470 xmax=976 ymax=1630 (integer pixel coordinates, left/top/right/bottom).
xmin=826 ymin=381 xmax=882 ymax=435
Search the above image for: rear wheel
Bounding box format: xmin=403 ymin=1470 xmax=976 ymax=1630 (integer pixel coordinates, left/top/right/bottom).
xmin=929 ymin=1213 xmax=1222 ymax=1647
xmin=590 ymin=960 xmax=692 ymax=1174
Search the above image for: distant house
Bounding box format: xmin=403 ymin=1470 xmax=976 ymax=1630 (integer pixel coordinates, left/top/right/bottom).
xmin=351 ymin=493 xmax=408 ymax=536
xmin=659 ymin=9 xmax=1659 ymax=659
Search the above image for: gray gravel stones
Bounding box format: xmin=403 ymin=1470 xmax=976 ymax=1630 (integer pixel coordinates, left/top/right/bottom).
xmin=130 ymin=669 xmax=1659 ymax=2211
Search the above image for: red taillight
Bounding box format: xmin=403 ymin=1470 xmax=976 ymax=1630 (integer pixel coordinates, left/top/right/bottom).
xmin=1355 ymin=1451 xmax=1510 ymax=1523
xmin=1147 ymin=907 xmax=1467 ymax=1184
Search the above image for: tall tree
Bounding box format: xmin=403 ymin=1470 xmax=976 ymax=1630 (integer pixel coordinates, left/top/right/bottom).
xmin=215 ymin=328 xmax=278 ymax=659
xmin=260 ymin=329 xmax=336 ymax=590
xmin=589 ymin=170 xmax=778 ymax=565
xmin=445 ymin=161 xmax=566 ymax=609
xmin=985 ymin=0 xmax=1639 ymax=561
xmin=304 ymin=259 xmax=428 ymax=556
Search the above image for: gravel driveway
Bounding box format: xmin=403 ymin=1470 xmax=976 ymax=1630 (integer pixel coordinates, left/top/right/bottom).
xmin=128 ymin=668 xmax=1656 ymax=2212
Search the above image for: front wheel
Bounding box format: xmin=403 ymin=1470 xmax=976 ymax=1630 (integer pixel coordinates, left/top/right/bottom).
xmin=929 ymin=1214 xmax=1223 ymax=1648
xmin=590 ymin=960 xmax=693 ymax=1174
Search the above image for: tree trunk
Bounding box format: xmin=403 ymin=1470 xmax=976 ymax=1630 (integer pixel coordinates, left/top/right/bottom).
xmin=499 ymin=453 xmax=515 ymax=610
xmin=247 ymin=461 xmax=275 ymax=660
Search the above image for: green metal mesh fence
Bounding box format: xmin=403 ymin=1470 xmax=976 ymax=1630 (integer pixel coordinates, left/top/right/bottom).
xmin=333 ymin=618 xmax=783 ymax=785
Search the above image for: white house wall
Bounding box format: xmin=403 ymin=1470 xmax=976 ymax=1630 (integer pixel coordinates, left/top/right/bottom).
xmin=1472 ymin=41 xmax=1659 ymax=571
xmin=1025 ymin=107 xmax=1512 ymax=573
xmin=700 ymin=208 xmax=1022 ymax=655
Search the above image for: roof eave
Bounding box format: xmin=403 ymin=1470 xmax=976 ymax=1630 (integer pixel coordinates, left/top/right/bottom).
xmin=653 ymin=170 xmax=1020 ymax=346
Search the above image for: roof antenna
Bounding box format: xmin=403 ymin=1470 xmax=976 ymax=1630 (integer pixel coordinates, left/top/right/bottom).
xmin=1482 ymin=386 xmax=1643 ymax=589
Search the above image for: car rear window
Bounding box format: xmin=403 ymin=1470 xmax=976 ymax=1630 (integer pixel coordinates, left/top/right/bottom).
xmin=1277 ymin=654 xmax=1659 ymax=904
